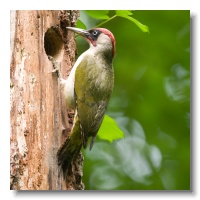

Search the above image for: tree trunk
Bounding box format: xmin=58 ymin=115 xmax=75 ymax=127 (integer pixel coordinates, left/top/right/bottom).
xmin=10 ymin=10 xmax=84 ymax=190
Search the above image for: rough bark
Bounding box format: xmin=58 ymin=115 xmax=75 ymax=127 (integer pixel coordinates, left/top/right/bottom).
xmin=10 ymin=10 xmax=84 ymax=190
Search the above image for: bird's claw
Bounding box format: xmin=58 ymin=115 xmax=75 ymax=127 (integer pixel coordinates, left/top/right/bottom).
xmin=68 ymin=112 xmax=75 ymax=118
xmin=48 ymin=55 xmax=60 ymax=78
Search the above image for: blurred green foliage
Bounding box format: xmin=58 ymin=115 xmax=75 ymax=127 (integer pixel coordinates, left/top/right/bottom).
xmin=76 ymin=10 xmax=190 ymax=190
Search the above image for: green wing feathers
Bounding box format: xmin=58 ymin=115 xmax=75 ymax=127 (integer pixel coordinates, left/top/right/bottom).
xmin=57 ymin=56 xmax=113 ymax=179
xmin=74 ymin=59 xmax=110 ymax=150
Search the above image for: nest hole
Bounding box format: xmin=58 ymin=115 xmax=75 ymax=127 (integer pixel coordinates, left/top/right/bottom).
xmin=44 ymin=26 xmax=64 ymax=61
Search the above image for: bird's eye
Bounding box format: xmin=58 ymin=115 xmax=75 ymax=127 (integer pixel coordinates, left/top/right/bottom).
xmin=92 ymin=30 xmax=98 ymax=35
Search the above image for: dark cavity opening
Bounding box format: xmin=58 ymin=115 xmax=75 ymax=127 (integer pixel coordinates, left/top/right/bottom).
xmin=44 ymin=26 xmax=63 ymax=59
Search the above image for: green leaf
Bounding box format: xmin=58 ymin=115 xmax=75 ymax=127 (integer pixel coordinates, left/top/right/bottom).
xmin=84 ymin=10 xmax=110 ymax=20
xmin=116 ymin=10 xmax=133 ymax=16
xmin=76 ymin=19 xmax=87 ymax=29
xmin=98 ymin=115 xmax=124 ymax=143
xmin=119 ymin=15 xmax=149 ymax=33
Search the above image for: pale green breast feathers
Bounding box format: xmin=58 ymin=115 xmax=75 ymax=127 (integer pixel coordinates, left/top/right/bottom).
xmin=63 ymin=53 xmax=85 ymax=109
xmin=75 ymin=54 xmax=114 ymax=148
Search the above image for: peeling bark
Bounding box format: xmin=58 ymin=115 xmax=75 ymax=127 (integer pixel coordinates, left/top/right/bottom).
xmin=10 ymin=10 xmax=84 ymax=190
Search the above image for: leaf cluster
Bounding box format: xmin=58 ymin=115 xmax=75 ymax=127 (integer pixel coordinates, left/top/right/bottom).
xmin=76 ymin=10 xmax=149 ymax=33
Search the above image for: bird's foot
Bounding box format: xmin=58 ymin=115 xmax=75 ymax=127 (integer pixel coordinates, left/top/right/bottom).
xmin=68 ymin=111 xmax=75 ymax=124
xmin=48 ymin=55 xmax=61 ymax=78
xmin=68 ymin=112 xmax=75 ymax=118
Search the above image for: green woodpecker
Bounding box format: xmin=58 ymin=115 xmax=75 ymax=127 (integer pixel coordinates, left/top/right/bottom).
xmin=57 ymin=27 xmax=116 ymax=178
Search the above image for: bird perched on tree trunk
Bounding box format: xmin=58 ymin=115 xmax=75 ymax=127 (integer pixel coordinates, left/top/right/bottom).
xmin=56 ymin=27 xmax=116 ymax=179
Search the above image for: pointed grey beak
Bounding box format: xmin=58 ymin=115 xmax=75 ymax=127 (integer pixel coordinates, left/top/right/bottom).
xmin=66 ymin=27 xmax=89 ymax=38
